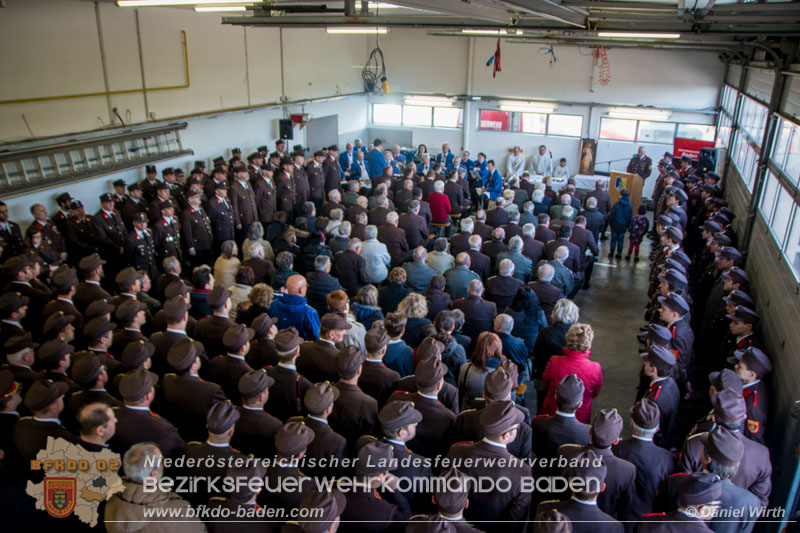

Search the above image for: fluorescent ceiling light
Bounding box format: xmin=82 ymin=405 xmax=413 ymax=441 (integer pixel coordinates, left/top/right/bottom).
xmin=326 ymin=27 xmax=389 ymax=34
xmin=118 ymin=0 xmax=258 ymax=5
xmin=404 ymin=95 xmax=454 ymax=107
xmin=598 ymin=32 xmax=681 ymax=39
xmin=195 ymin=5 xmax=247 ymax=12
xmin=608 ymin=107 xmax=672 ymax=120
xmin=368 ymin=2 xmax=399 ymax=8
xmin=461 ymin=29 xmax=523 ymax=36
xmin=499 ymin=100 xmax=557 ymax=113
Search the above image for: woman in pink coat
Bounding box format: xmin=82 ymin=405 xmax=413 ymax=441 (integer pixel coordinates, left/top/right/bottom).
xmin=540 ymin=323 xmax=602 ymax=423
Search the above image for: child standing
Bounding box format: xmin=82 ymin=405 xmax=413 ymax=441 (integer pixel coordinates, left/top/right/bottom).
xmin=627 ymin=204 xmax=650 ymax=261
xmin=607 ymin=189 xmax=633 ymax=259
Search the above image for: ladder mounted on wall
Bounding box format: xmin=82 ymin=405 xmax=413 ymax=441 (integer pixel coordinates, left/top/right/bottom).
xmin=0 ymin=122 xmax=193 ymax=195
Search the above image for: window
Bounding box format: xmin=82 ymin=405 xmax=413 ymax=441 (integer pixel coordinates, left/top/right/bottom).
xmin=772 ymin=118 xmax=800 ymax=185
xmin=760 ymin=171 xmax=780 ymax=221
xmin=599 ymin=118 xmax=637 ymax=141
xmin=372 ymin=104 xmax=401 ymax=125
xmin=520 ymin=113 xmax=547 ymax=134
xmin=716 ymin=113 xmax=733 ymax=148
xmin=548 ymin=114 xmax=583 ymax=137
xmin=638 ymin=121 xmax=675 ymax=144
xmin=479 ymin=110 xmax=511 ymax=131
xmin=433 ymin=107 xmax=463 ymax=128
xmin=786 ymin=210 xmax=800 ymax=276
xmin=721 ymin=85 xmax=738 ymax=115
xmin=739 ymin=95 xmax=768 ymax=144
xmin=677 ymin=124 xmax=716 ymax=142
xmin=731 ymin=135 xmax=759 ymax=191
xmin=771 ymin=184 xmax=794 ymax=246
xmin=402 ymin=106 xmax=432 ymax=126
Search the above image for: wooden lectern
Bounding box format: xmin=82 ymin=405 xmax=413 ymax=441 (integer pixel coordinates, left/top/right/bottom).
xmin=609 ymin=171 xmax=644 ymax=214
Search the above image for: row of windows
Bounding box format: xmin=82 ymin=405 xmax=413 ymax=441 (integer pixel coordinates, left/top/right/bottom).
xmin=476 ymin=110 xmax=583 ymax=137
xmin=759 ymin=171 xmax=800 ymax=276
xmin=598 ymin=118 xmax=715 ymax=144
xmin=372 ymin=104 xmax=464 ymax=128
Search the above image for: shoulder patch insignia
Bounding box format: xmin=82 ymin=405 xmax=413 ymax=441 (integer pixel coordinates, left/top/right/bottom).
xmin=747 ymin=420 xmax=760 ymax=434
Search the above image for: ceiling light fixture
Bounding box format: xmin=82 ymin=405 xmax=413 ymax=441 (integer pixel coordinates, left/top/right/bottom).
xmin=404 ymin=95 xmax=455 ymax=107
xmin=499 ymin=100 xmax=557 ymax=113
xmin=195 ymin=5 xmax=248 ymax=12
xmin=460 ymin=29 xmax=522 ymax=36
xmin=368 ymin=2 xmax=400 ymax=8
xmin=326 ymin=27 xmax=389 ymax=34
xmin=607 ymin=107 xmax=672 ymax=120
xmin=597 ymin=32 xmax=681 ymax=39
xmin=118 ymin=0 xmax=259 ymax=6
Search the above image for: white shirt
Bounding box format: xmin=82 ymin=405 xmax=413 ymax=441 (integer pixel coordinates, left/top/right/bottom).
xmin=530 ymin=153 xmax=553 ymax=176
xmin=507 ymin=153 xmax=526 ymax=176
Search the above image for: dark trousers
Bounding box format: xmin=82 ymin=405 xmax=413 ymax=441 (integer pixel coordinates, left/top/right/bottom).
xmin=582 ymin=256 xmax=595 ymax=288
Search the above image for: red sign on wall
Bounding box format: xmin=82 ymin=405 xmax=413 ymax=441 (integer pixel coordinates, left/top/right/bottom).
xmin=479 ymin=110 xmax=511 ymax=131
xmin=673 ymin=137 xmax=715 ymax=160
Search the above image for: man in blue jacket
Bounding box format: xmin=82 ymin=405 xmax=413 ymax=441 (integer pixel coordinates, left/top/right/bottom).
xmin=367 ymin=138 xmax=388 ymax=179
xmin=608 ymin=189 xmax=633 ymax=259
xmin=437 ymin=143 xmax=455 ymax=175
xmin=486 ymin=160 xmax=504 ymax=201
xmin=269 ymin=274 xmax=321 ymax=341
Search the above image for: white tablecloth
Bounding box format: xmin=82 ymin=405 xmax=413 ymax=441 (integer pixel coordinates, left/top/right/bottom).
xmin=574 ymin=174 xmax=610 ymax=190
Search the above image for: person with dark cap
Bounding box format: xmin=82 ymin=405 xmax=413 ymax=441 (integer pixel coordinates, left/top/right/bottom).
xmin=111 ymin=367 xmax=185 ymax=458
xmin=699 ymin=427 xmax=760 ymax=533
xmin=531 ymin=509 xmax=572 ymax=533
xmin=206 ymin=461 xmax=270 ymax=533
xmin=22 ymin=205 xmax=65 ymax=266
xmin=65 ymin=352 xmax=121 ymax=429
xmin=447 ymin=401 xmax=532 ymax=533
xmin=275 ymin=158 xmax=297 ymax=223
xmin=360 ymin=327 xmax=401 ymax=408
xmin=230 ymin=167 xmax=258 ymax=244
xmin=206 ymin=180 xmax=236 ymax=255
xmin=139 ymin=164 xmax=161 ymax=203
xmin=13 ymin=379 xmax=75 ymax=463
xmin=151 ymin=198 xmax=182 ymax=263
xmin=150 ymin=293 xmax=192 ymax=371
xmin=72 ymin=253 xmax=111 ymax=313
xmin=149 ymin=182 xmax=174 ymax=224
xmin=658 ymin=292 xmax=694 ymax=398
xmin=430 ymin=467 xmax=482 ymax=533
xmin=3 ymin=334 xmax=39 ymax=396
xmin=305 ymin=150 xmax=326 ymax=212
xmin=556 ymin=408 xmax=635 ymax=521
xmin=265 ymin=420 xmax=315 ymax=512
xmin=37 ymin=338 xmax=78 ymax=394
xmin=160 ymin=338 xmax=225 ymax=443
xmin=537 ymin=449 xmax=622 ymax=533
xmin=532 ymin=374 xmax=591 ymax=460
xmin=679 ymin=389 xmax=772 ymax=508
xmin=93 ymin=192 xmax=128 ymax=280
xmin=393 ymin=337 xmax=459 ymax=414
xmin=183 ymin=400 xmax=247 ymax=505
xmin=108 ymin=266 xmax=141 ymax=308
xmin=339 ymin=439 xmax=411 ymax=529
xmin=180 ymin=188 xmax=214 ymax=268
xmin=245 ymin=312 xmax=279 ymax=368
xmin=230 ymin=368 xmax=281 ymax=458
xmin=207 ymin=324 xmax=255 ymax=403
xmin=42 ymin=267 xmax=83 ymax=332
xmin=0 ymin=369 xmax=24 ymax=480
xmin=612 ymin=399 xmax=677 ymax=526
xmin=640 ymin=345 xmax=680 ymax=448
xmin=329 ymin=345 xmax=380 ymax=451
xmin=297 ymin=312 xmax=351 ymax=383
xmin=121 ymin=182 xmax=148 ymax=230
xmin=109 ymin=298 xmax=148 ymax=358
xmin=636 ymin=472 xmax=722 ymax=532
xmin=697 ymin=250 xmax=743 ymax=342
xmin=52 ymin=192 xmax=73 ymax=235
xmin=283 ymin=489 xmax=347 ymax=533
xmin=0 ymin=292 xmax=28 ymax=349
xmin=193 ymin=286 xmax=236 ymax=358
xmin=3 ymin=256 xmax=51 ymax=332
xmin=125 ymin=212 xmax=159 ymax=283
xmin=290 ymin=381 xmax=348 ymax=479
xmin=729 ymin=346 xmax=771 ymax=444
xmin=265 ymin=327 xmax=313 ymax=421
xmin=635 ymin=324 xmax=673 ymax=396
xmin=452 ymin=364 xmax=532 ymax=460
xmin=64 ymin=200 xmax=97 ymax=266
xmin=716 ymin=305 xmax=761 ymax=373
xmin=323 ymin=145 xmax=343 ymax=195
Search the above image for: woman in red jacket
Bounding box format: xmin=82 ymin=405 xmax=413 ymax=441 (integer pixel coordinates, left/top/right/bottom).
xmin=428 ymin=180 xmax=452 ymax=223
xmin=540 ymin=322 xmax=602 ymax=423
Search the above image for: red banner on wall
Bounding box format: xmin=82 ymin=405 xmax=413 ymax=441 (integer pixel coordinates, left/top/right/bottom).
xmin=673 ymin=137 xmax=715 ymax=160
xmin=479 ymin=110 xmax=511 ymax=131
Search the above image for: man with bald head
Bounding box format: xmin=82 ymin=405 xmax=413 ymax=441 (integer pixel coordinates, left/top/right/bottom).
xmin=269 ymin=274 xmax=321 ymax=341
xmin=453 ymin=279 xmax=497 ymax=346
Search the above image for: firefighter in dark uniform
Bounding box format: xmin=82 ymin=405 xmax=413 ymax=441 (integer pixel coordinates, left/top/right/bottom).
xmin=293 ymin=381 xmax=348 ymax=479
xmin=26 ymin=205 xmax=66 ymax=263
xmin=139 ymin=165 xmax=160 ymax=203
xmin=532 ymin=374 xmax=591 ymax=460
xmin=230 ymin=168 xmax=258 ymax=245
xmin=53 ymin=192 xmax=73 ymax=235
xmin=151 ymin=200 xmax=182 ymax=263
xmin=206 ymin=324 xmax=255 ymax=404
xmin=253 ymin=167 xmax=277 ymax=227
xmin=728 ymin=346 xmax=771 ymax=445
xmin=162 ymin=167 xmax=184 ymax=207
xmin=265 ymin=327 xmax=312 ymax=422
xmin=13 ymin=379 xmax=75 ymax=464
xmin=276 ymin=157 xmax=297 ymax=223
xmin=641 ymin=345 xmax=681 ymax=449
xmin=306 ymin=150 xmax=326 ymax=213
xmin=627 ymin=146 xmax=653 ymax=180
xmin=64 ymin=200 xmax=96 ymax=266
xmin=125 ymin=213 xmax=159 ymax=284
xmin=716 ymin=305 xmax=760 ymax=371
xmin=323 ymin=145 xmax=342 ymax=195
xmin=149 ymin=182 xmax=175 ymax=224
xmin=112 ymin=179 xmax=127 ymax=212
xmin=233 ymin=368 xmax=282 ymax=459
xmin=122 ymin=182 xmax=149 ymax=230
xmin=92 ymin=193 xmax=127 ymax=284
xmin=292 ymin=152 xmax=311 ymax=219
xmin=180 ymin=188 xmax=214 ymax=269
xmin=205 ymin=181 xmax=235 ymax=256
xmin=247 ymin=152 xmax=264 ymax=182
xmin=635 ymin=472 xmax=722 ymax=532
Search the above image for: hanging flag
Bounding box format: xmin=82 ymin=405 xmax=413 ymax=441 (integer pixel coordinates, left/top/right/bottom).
xmin=493 ymin=37 xmax=502 ymax=78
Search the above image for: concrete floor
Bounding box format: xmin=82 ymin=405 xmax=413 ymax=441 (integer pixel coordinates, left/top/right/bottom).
xmin=571 ymin=234 xmax=654 ymax=438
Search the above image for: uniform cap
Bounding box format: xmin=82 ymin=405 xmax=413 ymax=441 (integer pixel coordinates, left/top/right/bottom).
xmin=223 ymin=324 xmax=255 ymax=352
xmin=43 ymin=311 xmax=74 ymax=338
xmin=115 ymin=267 xmax=138 ymax=288
xmin=657 ymin=293 xmax=689 ymax=316
xmin=304 ymin=381 xmax=340 ymax=415
xmin=69 ymin=200 xmax=84 ymax=210
xmin=414 ymin=356 xmax=448 ymax=389
xmin=164 ymin=280 xmax=190 ymax=299
xmin=725 ymin=305 xmax=758 ymax=325
xmin=630 ymin=398 xmax=660 ymax=430
xmin=639 ymin=345 xmax=676 ymax=372
xmin=206 ymin=400 xmax=240 ymax=433
xmin=669 ymin=249 xmax=691 ymax=269
xmin=115 ymin=299 xmax=146 ymax=325
xmin=657 ymin=215 xmax=673 ymax=228
xmin=133 ymin=213 xmax=148 ymax=224
xmin=207 ymin=286 xmax=231 ymax=309
xmin=657 ymin=269 xmax=688 ymax=292
xmin=213 ymin=180 xmax=228 ymax=190
xmin=78 ymin=253 xmax=106 ymax=272
xmin=708 ymin=368 xmax=744 ymax=395
xmin=51 ymin=267 xmax=78 ymax=292
xmin=406 ymin=516 xmax=455 ymax=533
xmin=236 ymin=369 xmax=274 ymax=400
xmin=24 ymin=379 xmax=69 ymax=411
xmin=722 ymin=267 xmax=749 ymax=286
xmin=711 ymin=388 xmax=747 ymax=425
xmin=416 ymin=337 xmax=444 ymax=362
xmin=71 ymin=353 xmax=104 ymax=386
xmin=704 ymin=426 xmax=744 ymax=466
xmin=479 ymin=400 xmax=524 ymax=436
xmin=676 ymin=472 xmax=723 ymax=507
xmin=531 ymin=510 xmax=571 ymax=533
xmin=226 ymin=462 xmax=268 ymax=504
xmin=665 ymin=225 xmax=683 ymax=244
xmin=337 ymin=345 xmax=365 ymax=377
xmin=37 ymin=339 xmax=74 ymax=367
xmin=556 ymin=374 xmax=584 ymax=405
xmin=321 ymin=313 xmax=352 ymax=331
xmin=167 ymin=338 xmax=199 ymax=372
xmin=298 ymin=490 xmax=347 ymax=533
xmin=56 ymin=192 xmax=72 ymax=204
xmin=113 ymin=179 xmax=126 ymax=188
xmin=184 ymin=188 xmax=200 ymax=199
xmin=162 ymin=296 xmax=189 ymax=324
xmin=728 ymin=347 xmax=772 ymax=377
xmin=365 ymin=327 xmax=390 ymax=352
xmin=250 ymin=313 xmax=276 ymax=339
xmin=719 ymin=247 xmax=741 ymax=262
xmin=712 ymin=232 xmax=732 ymax=246
xmin=275 ymin=327 xmax=302 ymax=353
xmin=280 ymin=157 xmax=293 ymax=167
xmin=247 ymin=152 xmax=262 ymax=162
xmin=0 ymin=291 xmax=29 ymax=317
xmin=720 ymin=206 xmax=735 ymax=220
xmin=4 ymin=334 xmax=37 ymax=354
xmin=564 ymin=449 xmax=607 ymax=485
xmin=327 ymin=145 xmax=339 ymax=152
xmin=118 ymin=367 xmax=159 ymax=402
xmin=702 ymin=221 xmax=721 ymax=234
xmin=355 ymin=440 xmax=394 ymax=476
xmin=160 ymin=199 xmax=174 ymax=209
xmin=483 ymin=366 xmax=514 ymax=401
xmin=85 ymin=299 xmax=114 ymax=320
xmin=121 ymin=340 xmax=155 ymax=369
xmin=100 ymin=193 xmax=115 ymax=203
xmin=646 ymin=324 xmax=672 ymax=347
xmin=722 ymin=290 xmax=753 ymax=309
xmin=275 ymin=420 xmax=315 ymax=456
xmin=128 ymin=182 xmax=142 ymax=192
xmin=669 ymin=188 xmax=688 ymax=203
xmin=83 ymin=318 xmax=116 ymax=343
xmin=433 ymin=467 xmax=472 ymax=514
xmin=3 ymin=256 xmax=33 ymax=277
xmin=663 ymin=258 xmax=687 ymax=274
xmin=591 ymin=408 xmax=623 ymax=447
xmin=378 ymin=401 xmax=422 ymax=430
